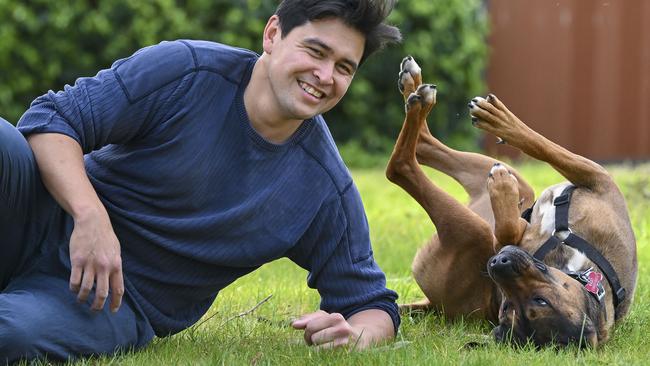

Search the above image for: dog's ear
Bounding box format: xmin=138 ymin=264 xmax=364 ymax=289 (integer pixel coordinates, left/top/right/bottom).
xmin=584 ymin=329 xmax=599 ymax=348
xmin=492 ymin=324 xmax=507 ymax=343
xmin=575 ymin=318 xmax=599 ymax=348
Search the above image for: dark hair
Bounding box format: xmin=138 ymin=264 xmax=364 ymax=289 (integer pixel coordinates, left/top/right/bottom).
xmin=274 ymin=0 xmax=401 ymax=65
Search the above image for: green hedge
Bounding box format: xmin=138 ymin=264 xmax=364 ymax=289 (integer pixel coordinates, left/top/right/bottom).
xmin=0 ymin=0 xmax=487 ymax=161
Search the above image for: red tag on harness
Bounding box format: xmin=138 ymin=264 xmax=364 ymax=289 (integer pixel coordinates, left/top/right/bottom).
xmin=585 ymin=271 xmax=604 ymax=295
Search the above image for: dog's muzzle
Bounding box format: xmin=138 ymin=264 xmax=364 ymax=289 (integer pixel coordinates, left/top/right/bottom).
xmin=487 ymin=245 xmax=543 ymax=280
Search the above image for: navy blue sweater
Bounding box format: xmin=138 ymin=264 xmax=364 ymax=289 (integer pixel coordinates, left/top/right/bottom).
xmin=17 ymin=40 xmax=399 ymax=336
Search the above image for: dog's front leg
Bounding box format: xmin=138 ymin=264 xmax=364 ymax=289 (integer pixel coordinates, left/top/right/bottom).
xmin=469 ymin=95 xmax=613 ymax=193
xmin=487 ymin=163 xmax=528 ymax=250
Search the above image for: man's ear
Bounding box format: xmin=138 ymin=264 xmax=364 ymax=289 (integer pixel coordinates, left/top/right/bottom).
xmin=262 ymin=15 xmax=281 ymax=54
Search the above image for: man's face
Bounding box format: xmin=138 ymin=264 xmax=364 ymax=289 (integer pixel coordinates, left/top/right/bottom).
xmin=263 ymin=16 xmax=365 ymax=122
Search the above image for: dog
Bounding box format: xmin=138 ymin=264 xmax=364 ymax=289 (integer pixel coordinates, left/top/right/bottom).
xmin=386 ymin=56 xmax=637 ymax=348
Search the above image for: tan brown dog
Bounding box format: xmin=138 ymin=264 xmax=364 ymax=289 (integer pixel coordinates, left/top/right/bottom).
xmin=386 ymin=56 xmax=637 ymax=348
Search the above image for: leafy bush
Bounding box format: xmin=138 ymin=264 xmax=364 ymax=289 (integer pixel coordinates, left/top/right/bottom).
xmin=0 ymin=0 xmax=487 ymax=162
xmin=0 ymin=0 xmax=276 ymax=123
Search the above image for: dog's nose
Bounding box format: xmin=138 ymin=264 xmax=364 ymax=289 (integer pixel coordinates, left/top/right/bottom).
xmin=490 ymin=253 xmax=511 ymax=268
xmin=488 ymin=252 xmax=516 ymax=277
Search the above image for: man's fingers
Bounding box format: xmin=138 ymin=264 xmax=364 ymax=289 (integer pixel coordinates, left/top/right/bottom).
xmin=71 ymin=260 xmax=124 ymax=312
xmin=315 ymin=337 xmax=350 ymax=350
xmin=77 ymin=267 xmax=95 ymax=303
xmin=109 ymin=267 xmax=125 ymax=313
xmin=91 ymin=271 xmax=109 ymax=311
xmin=291 ymin=310 xmax=328 ymax=329
xmin=301 ymin=313 xmax=348 ymax=346
xmin=69 ymin=265 xmax=83 ymax=293
xmin=293 ymin=312 xmax=361 ymax=349
xmin=310 ymin=327 xmax=344 ymax=346
xmin=309 ymin=316 xmax=353 ymax=346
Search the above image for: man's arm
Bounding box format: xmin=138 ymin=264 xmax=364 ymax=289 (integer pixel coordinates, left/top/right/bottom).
xmin=27 ymin=133 xmax=124 ymax=312
xmin=292 ymin=308 xmax=394 ymax=349
xmin=17 ymin=42 xmax=199 ymax=312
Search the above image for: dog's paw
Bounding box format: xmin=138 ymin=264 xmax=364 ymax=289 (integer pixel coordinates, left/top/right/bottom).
xmin=405 ymin=84 xmax=437 ymax=112
xmin=417 ymin=83 xmax=437 ymax=108
xmin=468 ymin=96 xmax=488 ymax=126
xmin=468 ymin=94 xmax=522 ymax=143
xmin=398 ymin=56 xmax=422 ymax=97
xmin=487 ymin=163 xmax=519 ymax=204
xmin=487 ymin=163 xmax=527 ymax=248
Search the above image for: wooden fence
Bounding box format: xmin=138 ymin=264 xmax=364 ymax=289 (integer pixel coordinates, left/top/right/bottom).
xmin=486 ymin=0 xmax=650 ymax=162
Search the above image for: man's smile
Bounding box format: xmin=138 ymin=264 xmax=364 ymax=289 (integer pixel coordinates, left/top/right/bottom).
xmin=298 ymin=81 xmax=325 ymax=99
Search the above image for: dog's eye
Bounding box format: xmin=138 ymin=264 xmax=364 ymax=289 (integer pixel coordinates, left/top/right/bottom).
xmin=500 ymin=302 xmax=510 ymax=314
xmin=533 ymin=259 xmax=548 ymax=273
xmin=532 ymin=297 xmax=548 ymax=306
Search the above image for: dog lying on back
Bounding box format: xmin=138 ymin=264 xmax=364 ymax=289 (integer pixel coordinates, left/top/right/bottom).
xmin=386 ymin=56 xmax=637 ymax=347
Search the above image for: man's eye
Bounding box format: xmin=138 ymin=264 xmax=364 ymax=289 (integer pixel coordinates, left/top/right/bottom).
xmin=337 ymin=64 xmax=352 ymax=76
xmin=308 ymin=47 xmax=324 ymax=57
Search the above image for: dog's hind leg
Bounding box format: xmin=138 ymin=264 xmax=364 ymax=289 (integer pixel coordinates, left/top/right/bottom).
xmin=415 ymin=131 xmax=535 ymax=225
xmin=397 ymin=61 xmax=534 ymax=221
xmin=387 ymin=60 xmax=494 ymax=251
xmin=399 ymin=298 xmax=432 ymax=313
xmin=387 ymin=59 xmax=498 ymax=318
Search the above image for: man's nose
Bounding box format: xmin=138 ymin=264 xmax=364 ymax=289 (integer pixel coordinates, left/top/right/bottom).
xmin=313 ymin=61 xmax=334 ymax=86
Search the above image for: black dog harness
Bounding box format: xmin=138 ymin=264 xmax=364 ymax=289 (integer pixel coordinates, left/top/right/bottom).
xmin=523 ymin=185 xmax=626 ymax=313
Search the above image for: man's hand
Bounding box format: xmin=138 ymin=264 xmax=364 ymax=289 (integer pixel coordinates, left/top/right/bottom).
xmin=69 ymin=210 xmax=124 ymax=313
xmin=292 ymin=309 xmax=395 ymax=350
xmin=292 ymin=311 xmax=360 ymax=349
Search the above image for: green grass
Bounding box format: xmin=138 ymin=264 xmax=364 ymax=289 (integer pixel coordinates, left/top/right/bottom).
xmin=33 ymin=162 xmax=650 ymax=365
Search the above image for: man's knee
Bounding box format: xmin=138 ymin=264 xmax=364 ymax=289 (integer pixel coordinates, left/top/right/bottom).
xmin=0 ymin=280 xmax=155 ymax=362
xmin=0 ymin=115 xmax=41 ymax=212
xmin=0 ymin=281 xmax=77 ymax=362
xmin=0 ymin=116 xmax=32 ymax=157
xmin=0 ymin=314 xmax=47 ymax=362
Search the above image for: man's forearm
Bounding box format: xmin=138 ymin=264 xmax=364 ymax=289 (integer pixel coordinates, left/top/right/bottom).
xmin=348 ymin=309 xmax=396 ymax=347
xmin=27 ymin=133 xmax=106 ymax=220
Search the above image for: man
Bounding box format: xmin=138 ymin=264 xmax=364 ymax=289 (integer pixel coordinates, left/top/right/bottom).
xmin=0 ymin=0 xmax=401 ymax=361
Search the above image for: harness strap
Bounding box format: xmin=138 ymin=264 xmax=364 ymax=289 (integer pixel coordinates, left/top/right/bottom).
xmin=532 ymin=185 xmax=576 ymax=261
xmin=532 ymin=185 xmax=626 ymax=312
xmin=563 ymin=233 xmax=626 ymax=308
xmin=521 ymin=203 xmax=534 ymax=223
xmin=532 ymin=236 xmax=561 ymax=261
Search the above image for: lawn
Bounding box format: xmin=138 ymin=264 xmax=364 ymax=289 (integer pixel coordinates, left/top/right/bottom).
xmin=34 ymin=161 xmax=650 ymax=365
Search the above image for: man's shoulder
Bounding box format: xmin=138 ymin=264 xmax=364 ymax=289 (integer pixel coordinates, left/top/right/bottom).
xmin=112 ymin=40 xmax=257 ymax=102
xmin=299 ymin=116 xmax=353 ymax=195
xmin=178 ymin=40 xmax=259 ymax=83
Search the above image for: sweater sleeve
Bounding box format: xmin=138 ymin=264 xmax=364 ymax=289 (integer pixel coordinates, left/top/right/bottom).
xmin=17 ymin=41 xmax=197 ymax=153
xmin=288 ymin=183 xmax=400 ymax=333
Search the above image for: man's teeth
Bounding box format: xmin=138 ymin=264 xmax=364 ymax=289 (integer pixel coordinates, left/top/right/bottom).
xmin=299 ymin=82 xmax=323 ymax=98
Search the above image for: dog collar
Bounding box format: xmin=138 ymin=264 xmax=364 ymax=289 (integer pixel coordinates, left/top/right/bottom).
xmin=565 ymin=267 xmax=606 ymax=302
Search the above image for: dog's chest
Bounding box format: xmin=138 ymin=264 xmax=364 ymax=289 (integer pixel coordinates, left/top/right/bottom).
xmin=534 ymin=183 xmax=572 ymax=238
xmin=521 ymin=182 xmax=589 ymax=272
